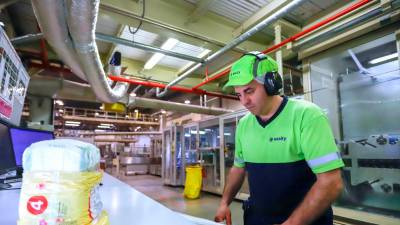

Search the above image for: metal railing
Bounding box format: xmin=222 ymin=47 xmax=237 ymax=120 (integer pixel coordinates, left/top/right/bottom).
xmin=61 ymin=106 xmax=158 ymax=122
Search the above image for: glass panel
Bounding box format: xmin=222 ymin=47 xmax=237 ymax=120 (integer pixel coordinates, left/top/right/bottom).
xmin=184 ymin=126 xmax=198 ymax=164
xmin=310 ymin=33 xmax=400 ymax=218
xmin=176 ymin=127 xmax=183 ymax=183
xmin=163 ymin=130 xmax=172 ymax=183
xmin=199 ymin=118 xmax=220 ymax=190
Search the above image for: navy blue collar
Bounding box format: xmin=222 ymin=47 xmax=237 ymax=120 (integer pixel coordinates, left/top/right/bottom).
xmin=255 ymin=96 xmax=288 ymax=128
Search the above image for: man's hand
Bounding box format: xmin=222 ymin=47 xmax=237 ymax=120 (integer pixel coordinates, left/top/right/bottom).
xmin=214 ymin=204 xmax=232 ymax=225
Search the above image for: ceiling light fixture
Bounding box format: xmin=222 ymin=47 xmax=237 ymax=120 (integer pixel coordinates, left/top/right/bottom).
xmin=65 ymin=121 xmax=80 ymax=124
xmin=100 ymin=123 xmax=113 ymax=127
xmin=65 ymin=123 xmax=80 ymax=127
xmin=369 ymin=53 xmax=397 ymax=64
xmin=55 ymin=100 xmax=64 ymax=106
xmin=184 ymin=99 xmax=190 ymax=104
xmin=179 ymin=48 xmax=211 ymax=72
xmin=144 ymin=38 xmax=179 ymax=70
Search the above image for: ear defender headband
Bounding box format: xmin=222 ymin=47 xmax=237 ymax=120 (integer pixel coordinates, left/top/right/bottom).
xmin=242 ymin=51 xmax=282 ymax=95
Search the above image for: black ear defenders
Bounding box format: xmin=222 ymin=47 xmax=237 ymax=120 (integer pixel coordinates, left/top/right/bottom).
xmin=242 ymin=51 xmax=282 ymax=96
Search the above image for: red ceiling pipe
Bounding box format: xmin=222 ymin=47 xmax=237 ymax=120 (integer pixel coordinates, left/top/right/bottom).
xmin=39 ymin=39 xmax=49 ymax=66
xmin=29 ymin=62 xmax=87 ymax=83
xmin=192 ymin=0 xmax=372 ymax=90
xmin=108 ymin=75 xmax=239 ymax=100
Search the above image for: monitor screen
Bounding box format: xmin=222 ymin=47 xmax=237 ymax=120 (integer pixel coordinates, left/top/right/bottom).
xmin=9 ymin=128 xmax=54 ymax=167
xmin=0 ymin=121 xmax=16 ymax=172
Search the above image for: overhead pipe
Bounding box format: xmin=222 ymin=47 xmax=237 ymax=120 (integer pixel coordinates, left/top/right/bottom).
xmin=192 ymin=0 xmax=374 ymax=90
xmin=12 ymin=32 xmax=203 ymax=63
xmin=31 ymin=0 xmax=129 ymax=103
xmin=29 ymin=76 xmax=232 ymax=115
xmin=64 ymin=0 xmax=129 ymax=103
xmin=96 ymin=33 xmax=204 ymax=63
xmin=99 ymin=3 xmax=246 ymax=53
xmin=108 ymin=75 xmax=238 ymax=100
xmin=10 ymin=33 xmax=44 ymax=45
xmin=156 ymin=0 xmax=308 ymax=97
xmin=293 ymin=4 xmax=395 ymax=50
xmin=128 ymin=97 xmax=233 ymax=116
xmin=31 ymin=0 xmax=87 ymax=82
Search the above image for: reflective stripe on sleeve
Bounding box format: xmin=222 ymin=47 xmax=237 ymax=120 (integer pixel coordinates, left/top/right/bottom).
xmin=307 ymin=152 xmax=341 ymax=169
xmin=234 ymin=157 xmax=245 ymax=164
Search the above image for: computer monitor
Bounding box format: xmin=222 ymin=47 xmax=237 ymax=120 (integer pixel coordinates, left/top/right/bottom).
xmin=9 ymin=127 xmax=54 ymax=167
xmin=0 ymin=121 xmax=16 ymax=173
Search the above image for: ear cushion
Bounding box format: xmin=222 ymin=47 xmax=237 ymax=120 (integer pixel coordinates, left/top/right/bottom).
xmin=264 ymin=72 xmax=282 ymax=95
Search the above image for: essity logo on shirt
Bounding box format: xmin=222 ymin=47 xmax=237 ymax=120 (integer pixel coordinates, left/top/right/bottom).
xmin=269 ymin=136 xmax=287 ymax=142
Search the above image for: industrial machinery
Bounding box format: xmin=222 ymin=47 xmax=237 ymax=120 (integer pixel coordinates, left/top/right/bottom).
xmin=162 ymin=125 xmax=185 ymax=186
xmin=0 ymin=27 xmax=29 ymax=126
xmin=183 ymin=123 xmax=199 ymax=166
xmin=309 ymin=32 xmax=400 ymax=218
xmin=220 ymin=110 xmax=249 ymax=199
xmin=198 ymin=118 xmax=220 ymax=193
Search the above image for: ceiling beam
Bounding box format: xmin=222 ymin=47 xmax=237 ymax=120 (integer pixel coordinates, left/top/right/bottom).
xmin=185 ymin=0 xmax=217 ymax=25
xmin=121 ymin=57 xmax=220 ymax=91
xmin=100 ymin=0 xmax=268 ymax=52
xmin=233 ymin=0 xmax=301 ymax=37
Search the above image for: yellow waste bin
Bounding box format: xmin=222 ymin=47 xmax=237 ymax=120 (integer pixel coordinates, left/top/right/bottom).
xmin=184 ymin=165 xmax=202 ymax=199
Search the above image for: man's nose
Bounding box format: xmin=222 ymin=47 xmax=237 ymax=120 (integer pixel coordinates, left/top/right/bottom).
xmin=240 ymin=95 xmax=250 ymax=105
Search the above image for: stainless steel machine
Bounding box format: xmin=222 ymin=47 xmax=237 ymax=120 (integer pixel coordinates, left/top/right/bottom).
xmin=162 ymin=125 xmax=185 ymax=186
xmin=309 ymin=32 xmax=400 ymax=218
xmin=198 ymin=118 xmax=220 ymax=193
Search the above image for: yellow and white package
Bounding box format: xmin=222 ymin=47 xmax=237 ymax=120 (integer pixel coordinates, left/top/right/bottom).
xmin=18 ymin=139 xmax=109 ymax=225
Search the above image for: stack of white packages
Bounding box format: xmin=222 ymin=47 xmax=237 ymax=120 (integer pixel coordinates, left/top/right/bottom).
xmin=18 ymin=139 xmax=108 ymax=225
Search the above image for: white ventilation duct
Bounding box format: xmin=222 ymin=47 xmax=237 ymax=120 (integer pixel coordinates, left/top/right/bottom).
xmin=28 ymin=76 xmax=232 ymax=116
xmin=31 ymin=0 xmax=128 ymax=103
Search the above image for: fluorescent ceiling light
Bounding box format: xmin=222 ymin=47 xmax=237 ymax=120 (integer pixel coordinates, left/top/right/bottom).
xmin=55 ymin=100 xmax=64 ymax=106
xmin=179 ymin=49 xmax=211 ymax=72
xmin=65 ymin=121 xmax=80 ymax=124
xmin=369 ymin=53 xmax=397 ymax=64
xmin=98 ymin=125 xmax=111 ymax=129
xmin=65 ymin=124 xmax=80 ymax=127
xmin=144 ymin=38 xmax=179 ymax=70
xmin=94 ymin=129 xmax=106 ymax=132
xmin=100 ymin=123 xmax=113 ymax=126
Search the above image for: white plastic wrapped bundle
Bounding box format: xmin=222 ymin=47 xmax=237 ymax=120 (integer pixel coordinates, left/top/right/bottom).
xmin=22 ymin=139 xmax=100 ymax=172
xmin=18 ymin=139 xmax=109 ymax=225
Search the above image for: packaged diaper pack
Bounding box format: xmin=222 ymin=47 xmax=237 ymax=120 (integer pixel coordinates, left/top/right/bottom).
xmin=18 ymin=139 xmax=109 ymax=225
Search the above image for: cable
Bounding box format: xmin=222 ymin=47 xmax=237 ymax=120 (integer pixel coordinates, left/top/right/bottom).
xmin=129 ymin=0 xmax=146 ymax=36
